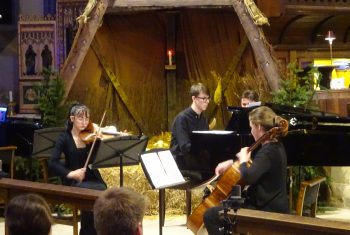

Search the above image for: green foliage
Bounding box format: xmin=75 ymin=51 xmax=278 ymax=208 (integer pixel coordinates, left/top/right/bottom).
xmin=271 ymin=63 xmax=329 ymax=208
xmin=271 ymin=63 xmax=322 ymax=109
xmin=37 ymin=68 xmax=70 ymax=127
xmin=14 ymin=156 xmax=41 ymax=180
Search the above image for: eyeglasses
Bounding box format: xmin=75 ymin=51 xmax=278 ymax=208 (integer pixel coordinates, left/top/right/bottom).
xmin=74 ymin=116 xmax=90 ymax=122
xmin=196 ymin=96 xmax=210 ymax=102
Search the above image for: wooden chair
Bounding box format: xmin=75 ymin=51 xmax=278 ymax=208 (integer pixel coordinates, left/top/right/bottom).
xmin=296 ymin=177 xmax=326 ymax=217
xmin=38 ymin=156 xmax=80 ymax=235
xmin=0 ymin=145 xmax=17 ymax=178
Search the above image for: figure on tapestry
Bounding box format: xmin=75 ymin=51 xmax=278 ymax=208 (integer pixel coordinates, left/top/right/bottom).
xmin=25 ymin=44 xmax=37 ymax=75
xmin=41 ymin=44 xmax=53 ymax=70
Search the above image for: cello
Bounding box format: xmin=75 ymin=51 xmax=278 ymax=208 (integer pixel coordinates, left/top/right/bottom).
xmin=186 ymin=118 xmax=289 ymax=234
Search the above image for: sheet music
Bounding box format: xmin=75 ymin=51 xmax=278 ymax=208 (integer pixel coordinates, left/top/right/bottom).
xmin=141 ymin=150 xmax=185 ymax=189
xmin=158 ymin=151 xmax=185 ymax=183
xmin=192 ymin=130 xmax=234 ymax=134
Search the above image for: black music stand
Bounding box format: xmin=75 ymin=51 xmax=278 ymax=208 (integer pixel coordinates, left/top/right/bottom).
xmin=32 ymin=127 xmax=65 ymax=158
xmin=89 ymin=135 xmax=148 ymax=186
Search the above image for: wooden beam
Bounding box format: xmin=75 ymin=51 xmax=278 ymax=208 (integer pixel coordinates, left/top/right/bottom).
xmin=226 ymin=208 xmax=350 ymax=235
xmin=285 ymin=5 xmax=350 ymax=14
xmin=273 ymin=43 xmax=350 ymax=51
xmin=107 ymin=0 xmax=236 ymax=13
xmin=61 ymin=0 xmax=109 ymax=102
xmin=232 ymin=1 xmax=281 ymax=91
xmin=109 ymin=0 xmax=234 ymax=7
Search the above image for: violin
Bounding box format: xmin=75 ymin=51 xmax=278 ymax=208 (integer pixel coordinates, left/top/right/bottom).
xmin=79 ymin=123 xmax=130 ymax=144
xmin=80 ymin=111 xmax=132 ymax=169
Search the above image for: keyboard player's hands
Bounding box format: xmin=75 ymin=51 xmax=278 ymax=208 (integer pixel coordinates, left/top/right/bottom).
xmin=215 ymin=159 xmax=234 ymax=175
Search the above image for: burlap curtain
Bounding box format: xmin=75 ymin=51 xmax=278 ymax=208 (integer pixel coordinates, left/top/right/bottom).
xmin=69 ymin=9 xmax=245 ymax=134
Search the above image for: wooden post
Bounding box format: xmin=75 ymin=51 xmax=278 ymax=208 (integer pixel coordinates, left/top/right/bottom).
xmin=165 ymin=12 xmax=177 ymax=130
xmin=60 ymin=0 xmax=109 ymax=102
xmin=232 ymin=0 xmax=281 ymax=91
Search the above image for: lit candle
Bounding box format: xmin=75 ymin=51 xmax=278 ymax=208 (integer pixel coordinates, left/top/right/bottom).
xmin=168 ymin=50 xmax=172 ymax=66
xmin=9 ymin=91 xmax=13 ymax=102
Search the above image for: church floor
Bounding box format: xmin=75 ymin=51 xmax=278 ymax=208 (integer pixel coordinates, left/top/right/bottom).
xmin=1 ymin=209 xmax=350 ymax=235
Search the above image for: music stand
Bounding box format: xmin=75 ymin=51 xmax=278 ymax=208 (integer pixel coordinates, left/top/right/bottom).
xmin=89 ymin=135 xmax=148 ymax=186
xmin=32 ymin=127 xmax=65 ymax=158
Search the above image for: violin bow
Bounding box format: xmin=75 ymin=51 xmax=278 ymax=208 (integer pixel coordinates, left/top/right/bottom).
xmin=83 ymin=110 xmax=107 ymax=169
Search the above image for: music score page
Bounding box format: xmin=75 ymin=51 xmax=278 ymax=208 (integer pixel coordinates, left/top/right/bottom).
xmin=141 ymin=150 xmax=185 ymax=189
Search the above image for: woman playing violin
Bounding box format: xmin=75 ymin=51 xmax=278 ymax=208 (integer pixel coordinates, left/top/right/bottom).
xmin=203 ymin=106 xmax=289 ymax=235
xmin=49 ymin=103 xmax=106 ymax=235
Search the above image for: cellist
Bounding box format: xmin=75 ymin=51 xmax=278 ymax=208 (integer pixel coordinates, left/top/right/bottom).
xmin=49 ymin=103 xmax=107 ymax=235
xmin=203 ymin=106 xmax=289 ymax=235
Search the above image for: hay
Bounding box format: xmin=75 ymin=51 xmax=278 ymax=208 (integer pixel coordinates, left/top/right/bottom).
xmin=99 ymin=165 xmax=204 ymax=216
xmin=99 ymin=132 xmax=205 ymax=216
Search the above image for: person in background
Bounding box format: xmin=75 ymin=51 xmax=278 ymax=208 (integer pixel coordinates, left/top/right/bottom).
xmin=94 ymin=187 xmax=147 ymax=235
xmin=49 ymin=103 xmax=107 ymax=235
xmin=170 ymin=82 xmax=210 ymax=172
xmin=241 ymin=89 xmax=259 ymax=107
xmin=203 ymin=106 xmax=289 ymax=235
xmin=5 ymin=193 xmax=52 ymax=235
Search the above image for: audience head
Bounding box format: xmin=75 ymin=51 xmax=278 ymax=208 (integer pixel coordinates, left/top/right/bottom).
xmin=5 ymin=193 xmax=52 ymax=235
xmin=94 ymin=187 xmax=147 ymax=235
xmin=190 ymin=83 xmax=210 ymax=114
xmin=241 ymin=90 xmax=259 ymax=107
xmin=67 ymin=103 xmax=90 ymax=131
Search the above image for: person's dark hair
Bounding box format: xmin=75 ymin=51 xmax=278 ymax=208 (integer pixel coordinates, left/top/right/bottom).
xmin=66 ymin=103 xmax=90 ymax=131
xmin=190 ymin=83 xmax=210 ymax=97
xmin=241 ymin=90 xmax=259 ymax=102
xmin=5 ymin=194 xmax=52 ymax=235
xmin=94 ymin=187 xmax=147 ymax=235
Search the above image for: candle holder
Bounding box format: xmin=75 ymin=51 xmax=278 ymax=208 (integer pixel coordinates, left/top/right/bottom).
xmin=7 ymin=102 xmax=16 ymax=118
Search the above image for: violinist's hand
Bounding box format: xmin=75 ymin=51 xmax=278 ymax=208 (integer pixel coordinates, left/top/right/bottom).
xmin=236 ymin=147 xmax=251 ymax=164
xmin=215 ymin=159 xmax=234 ymax=176
xmin=67 ymin=168 xmax=86 ymax=182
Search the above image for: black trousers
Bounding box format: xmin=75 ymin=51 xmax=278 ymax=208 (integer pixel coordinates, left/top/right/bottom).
xmin=73 ymin=180 xmax=107 ymax=235
xmin=203 ymin=206 xmax=226 ymax=235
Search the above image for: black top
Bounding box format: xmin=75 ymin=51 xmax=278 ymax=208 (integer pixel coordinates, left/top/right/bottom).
xmin=170 ymin=107 xmax=208 ymax=158
xmin=240 ymin=141 xmax=289 ymax=213
xmin=49 ymin=131 xmax=105 ymax=186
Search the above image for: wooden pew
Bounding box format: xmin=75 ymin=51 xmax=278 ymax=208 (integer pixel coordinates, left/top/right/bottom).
xmin=0 ymin=178 xmax=102 ymax=211
xmin=0 ymin=178 xmax=103 ymax=235
xmin=224 ymin=208 xmax=350 ymax=235
xmin=0 ymin=178 xmax=103 ymax=232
